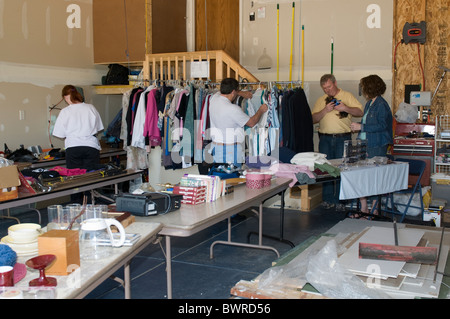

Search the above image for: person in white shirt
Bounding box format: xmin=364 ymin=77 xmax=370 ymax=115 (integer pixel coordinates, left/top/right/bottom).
xmin=209 ymin=78 xmax=268 ymax=165
xmin=52 ymin=85 xmax=104 ymax=171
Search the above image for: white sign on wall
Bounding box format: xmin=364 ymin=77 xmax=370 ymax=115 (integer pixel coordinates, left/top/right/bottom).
xmin=190 ymin=61 xmax=210 ymax=78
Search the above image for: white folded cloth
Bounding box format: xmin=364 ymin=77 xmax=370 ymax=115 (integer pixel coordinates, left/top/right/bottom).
xmin=290 ymin=152 xmax=331 ymax=170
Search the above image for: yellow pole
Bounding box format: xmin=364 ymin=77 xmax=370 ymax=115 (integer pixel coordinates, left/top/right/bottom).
xmin=277 ymin=4 xmax=280 ymax=81
xmin=289 ymin=2 xmax=295 ymax=82
xmin=301 ymin=25 xmax=304 ymax=88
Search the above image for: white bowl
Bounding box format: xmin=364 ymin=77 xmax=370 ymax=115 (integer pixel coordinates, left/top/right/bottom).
xmin=8 ymin=223 xmax=41 ymax=243
xmin=1 ymin=236 xmax=38 ymax=257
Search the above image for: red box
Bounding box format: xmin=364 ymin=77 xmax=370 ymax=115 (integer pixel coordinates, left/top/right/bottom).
xmin=173 ymin=186 xmax=207 ymax=195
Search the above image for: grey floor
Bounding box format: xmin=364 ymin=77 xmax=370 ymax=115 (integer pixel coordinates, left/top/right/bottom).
xmin=1 ymin=203 xmax=349 ymax=299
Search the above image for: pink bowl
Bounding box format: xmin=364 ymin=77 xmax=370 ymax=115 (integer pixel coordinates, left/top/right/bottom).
xmin=246 ymin=173 xmax=265 ymax=189
xmin=263 ymin=174 xmax=271 ymax=187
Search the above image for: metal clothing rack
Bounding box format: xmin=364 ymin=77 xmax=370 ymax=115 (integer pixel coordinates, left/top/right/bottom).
xmin=240 ymin=80 xmax=302 ymax=85
xmin=134 ymin=79 xmax=303 ymax=91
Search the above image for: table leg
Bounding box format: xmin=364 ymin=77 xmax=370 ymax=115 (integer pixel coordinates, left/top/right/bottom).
xmin=165 ymin=236 xmax=172 ymax=299
xmin=124 ymin=261 xmax=131 ymax=299
xmin=210 ymin=203 xmax=280 ymax=258
xmin=247 ymin=190 xmax=294 ymax=247
xmin=1 ymin=207 xmax=41 ymax=224
xmin=258 ymin=203 xmax=263 ymax=245
xmin=279 ymin=189 xmax=285 ymax=240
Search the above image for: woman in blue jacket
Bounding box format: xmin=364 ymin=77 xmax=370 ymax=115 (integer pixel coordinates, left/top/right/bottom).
xmin=350 ymin=75 xmax=393 ymax=216
xmin=351 ymin=75 xmax=393 ymax=157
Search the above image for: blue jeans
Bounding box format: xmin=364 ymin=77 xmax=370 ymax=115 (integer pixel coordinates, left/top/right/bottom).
xmin=318 ymin=134 xmax=350 ymax=204
xmin=212 ymin=143 xmax=244 ymax=165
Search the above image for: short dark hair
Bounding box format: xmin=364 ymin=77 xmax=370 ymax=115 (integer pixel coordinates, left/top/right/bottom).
xmin=220 ymin=78 xmax=239 ymax=94
xmin=360 ymin=75 xmax=386 ymax=99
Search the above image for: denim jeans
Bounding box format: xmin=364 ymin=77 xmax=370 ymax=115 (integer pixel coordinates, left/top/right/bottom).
xmin=212 ymin=143 xmax=244 ymax=165
xmin=318 ymin=134 xmax=350 ymax=204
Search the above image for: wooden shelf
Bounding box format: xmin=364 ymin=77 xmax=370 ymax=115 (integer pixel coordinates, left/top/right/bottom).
xmin=93 ymin=85 xmax=134 ymax=95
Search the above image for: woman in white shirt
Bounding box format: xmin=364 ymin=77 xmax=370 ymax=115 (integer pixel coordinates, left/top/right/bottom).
xmin=52 ymin=85 xmax=104 ymax=171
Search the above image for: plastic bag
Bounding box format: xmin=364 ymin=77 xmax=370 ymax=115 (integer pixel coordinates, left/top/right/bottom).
xmin=257 ymin=243 xmax=316 ymax=294
xmin=395 ymin=102 xmax=418 ymax=123
xmin=392 ymin=186 xmax=430 ymax=216
xmin=305 ymin=240 xmax=390 ymax=299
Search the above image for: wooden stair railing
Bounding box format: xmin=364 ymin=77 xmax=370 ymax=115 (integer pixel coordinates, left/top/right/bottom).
xmin=143 ymin=50 xmax=258 ymax=83
xmin=94 ymin=50 xmax=258 ymax=94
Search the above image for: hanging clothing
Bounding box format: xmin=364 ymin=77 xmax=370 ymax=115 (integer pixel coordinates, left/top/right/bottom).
xmin=119 ymin=80 xmax=309 ymax=171
xmin=143 ymin=88 xmax=162 ymax=147
xmin=281 ymin=88 xmax=314 ymax=154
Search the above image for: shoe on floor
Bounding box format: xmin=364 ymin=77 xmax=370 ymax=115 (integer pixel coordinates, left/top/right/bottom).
xmin=321 ymin=202 xmax=335 ymax=209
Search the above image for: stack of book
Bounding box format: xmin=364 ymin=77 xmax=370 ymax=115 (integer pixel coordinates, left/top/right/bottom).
xmin=178 ymin=174 xmax=226 ymax=203
xmin=173 ymin=185 xmax=207 ymax=205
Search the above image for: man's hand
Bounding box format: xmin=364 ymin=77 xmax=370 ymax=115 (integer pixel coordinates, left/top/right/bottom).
xmin=324 ymin=100 xmax=336 ymax=113
xmin=238 ymin=90 xmax=253 ymax=99
xmin=334 ymin=102 xmax=347 ymax=113
xmin=350 ymin=122 xmax=361 ymax=132
xmin=259 ymin=103 xmax=268 ymax=113
xmin=246 ymin=104 xmax=269 ymax=127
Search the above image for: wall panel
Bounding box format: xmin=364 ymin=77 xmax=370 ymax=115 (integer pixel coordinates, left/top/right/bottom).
xmin=393 ymin=0 xmax=449 ymax=116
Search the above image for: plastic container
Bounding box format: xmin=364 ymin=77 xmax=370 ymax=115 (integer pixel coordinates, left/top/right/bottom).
xmin=263 ymin=174 xmax=272 ymax=187
xmin=246 ymin=172 xmax=265 ymax=189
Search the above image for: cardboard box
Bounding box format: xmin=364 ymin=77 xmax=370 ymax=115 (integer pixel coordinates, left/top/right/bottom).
xmin=0 ymin=165 xmax=21 ymax=201
xmin=38 ymin=230 xmax=80 ymax=276
xmin=290 ymin=184 xmax=323 ymax=212
xmin=0 ymin=165 xmax=20 ymax=189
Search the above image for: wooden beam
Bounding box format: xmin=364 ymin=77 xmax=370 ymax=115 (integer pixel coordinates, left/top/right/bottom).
xmin=359 ymin=242 xmax=438 ymax=264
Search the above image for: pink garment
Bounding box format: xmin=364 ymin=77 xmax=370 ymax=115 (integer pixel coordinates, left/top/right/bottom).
xmin=51 ymin=166 xmax=87 ymax=176
xmin=269 ymin=163 xmax=315 ymax=187
xmin=143 ymin=89 xmax=162 ymax=146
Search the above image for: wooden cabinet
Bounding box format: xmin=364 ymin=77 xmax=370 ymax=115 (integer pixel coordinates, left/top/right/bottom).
xmin=93 ymin=0 xmax=187 ymax=64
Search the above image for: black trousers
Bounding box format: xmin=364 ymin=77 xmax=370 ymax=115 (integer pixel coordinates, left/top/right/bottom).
xmin=65 ymin=146 xmax=100 ymax=204
xmin=65 ymin=146 xmax=100 ymax=170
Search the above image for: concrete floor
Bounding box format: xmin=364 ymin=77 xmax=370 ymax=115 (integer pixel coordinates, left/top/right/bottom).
xmin=0 ymin=204 xmax=348 ymax=299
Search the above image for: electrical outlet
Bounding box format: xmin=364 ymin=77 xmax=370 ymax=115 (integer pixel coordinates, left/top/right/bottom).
xmin=253 ymin=37 xmax=258 ymax=46
xmin=19 ymin=110 xmax=25 ymax=120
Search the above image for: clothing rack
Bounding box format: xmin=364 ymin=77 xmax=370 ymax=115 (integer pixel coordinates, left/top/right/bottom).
xmin=240 ymin=80 xmax=302 ymax=85
xmin=121 ymin=78 xmax=311 ymax=172
xmin=132 ymin=78 xmax=302 ymax=88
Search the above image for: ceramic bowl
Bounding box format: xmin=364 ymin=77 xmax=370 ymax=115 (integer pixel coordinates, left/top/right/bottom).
xmin=246 ymin=172 xmax=265 ymax=189
xmin=263 ymin=174 xmax=272 ymax=187
xmin=1 ymin=236 xmax=38 ymax=257
xmin=8 ymin=223 xmax=41 ymax=243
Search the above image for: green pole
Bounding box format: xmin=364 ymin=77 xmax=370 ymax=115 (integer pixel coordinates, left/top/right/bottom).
xmin=331 ymin=37 xmax=334 ymax=74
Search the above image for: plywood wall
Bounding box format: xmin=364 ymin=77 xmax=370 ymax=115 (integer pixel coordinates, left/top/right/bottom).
xmin=424 ymin=0 xmax=449 ymax=117
xmin=93 ymin=0 xmax=187 ymax=63
xmin=393 ymin=0 xmax=449 ymax=117
xmin=195 ymin=0 xmax=240 ymax=61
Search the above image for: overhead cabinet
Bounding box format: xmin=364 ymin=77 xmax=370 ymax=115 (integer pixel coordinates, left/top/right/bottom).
xmin=93 ymin=0 xmax=187 ymax=64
